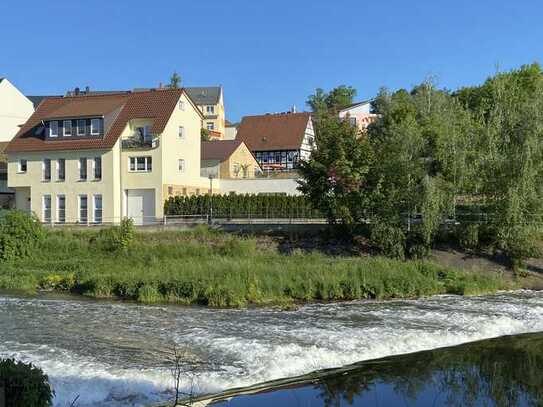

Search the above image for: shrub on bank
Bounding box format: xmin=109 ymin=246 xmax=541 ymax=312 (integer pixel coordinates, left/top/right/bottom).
xmin=0 ymin=211 xmax=45 ymax=261
xmin=0 ymin=358 xmax=54 ymax=407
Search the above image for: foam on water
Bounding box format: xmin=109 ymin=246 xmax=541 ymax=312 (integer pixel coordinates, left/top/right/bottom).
xmin=1 ymin=290 xmax=542 ymax=406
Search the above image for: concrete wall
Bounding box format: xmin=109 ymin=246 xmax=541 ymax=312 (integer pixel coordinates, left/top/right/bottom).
xmin=218 ymin=178 xmax=302 ymax=195
xmin=0 ymin=79 xmax=34 ymax=142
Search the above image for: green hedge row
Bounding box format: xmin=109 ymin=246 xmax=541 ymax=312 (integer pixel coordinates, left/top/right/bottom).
xmin=164 ymin=194 xmax=322 ymax=218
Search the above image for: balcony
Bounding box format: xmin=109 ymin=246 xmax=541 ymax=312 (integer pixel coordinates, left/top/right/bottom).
xmin=121 ymin=134 xmax=160 ymax=150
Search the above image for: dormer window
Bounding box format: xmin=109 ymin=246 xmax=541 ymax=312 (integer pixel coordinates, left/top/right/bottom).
xmin=63 ymin=120 xmax=72 ymax=136
xmin=91 ymin=119 xmax=101 ymax=135
xmin=49 ymin=121 xmax=58 ymax=137
xmin=77 ymin=119 xmax=86 ymax=136
xmin=206 ymin=106 xmax=215 ymax=114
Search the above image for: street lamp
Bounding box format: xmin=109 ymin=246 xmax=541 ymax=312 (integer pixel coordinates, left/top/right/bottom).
xmin=208 ymin=174 xmax=215 ymax=225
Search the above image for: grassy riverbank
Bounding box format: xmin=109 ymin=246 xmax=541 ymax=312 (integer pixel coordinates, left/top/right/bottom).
xmin=0 ymin=227 xmax=518 ymax=307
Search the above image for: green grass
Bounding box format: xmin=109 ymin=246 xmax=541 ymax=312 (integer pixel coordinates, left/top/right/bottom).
xmin=0 ymin=227 xmax=517 ymax=307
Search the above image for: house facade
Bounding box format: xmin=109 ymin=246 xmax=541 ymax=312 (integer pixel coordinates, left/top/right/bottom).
xmin=0 ymin=78 xmax=35 ymax=142
xmin=235 ymin=112 xmax=315 ymax=172
xmin=200 ymin=140 xmax=260 ymax=179
xmin=338 ymin=101 xmax=379 ymax=132
xmin=185 ymin=87 xmax=225 ymax=138
xmin=6 ymin=88 xmax=210 ymax=224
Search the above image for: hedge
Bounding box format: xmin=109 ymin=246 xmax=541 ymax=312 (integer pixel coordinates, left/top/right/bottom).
xmin=164 ymin=194 xmax=322 ymax=219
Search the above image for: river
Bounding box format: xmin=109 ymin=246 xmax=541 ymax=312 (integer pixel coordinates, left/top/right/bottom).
xmin=1 ymin=290 xmax=542 ymax=406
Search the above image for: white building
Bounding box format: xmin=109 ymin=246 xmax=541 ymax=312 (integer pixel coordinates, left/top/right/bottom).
xmin=0 ymin=78 xmax=35 ymax=142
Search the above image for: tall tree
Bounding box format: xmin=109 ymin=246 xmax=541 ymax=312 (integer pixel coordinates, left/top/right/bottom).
xmin=169 ymin=72 xmax=182 ymax=89
xmin=306 ymin=85 xmax=357 ymax=114
xmin=298 ymin=113 xmax=373 ymax=229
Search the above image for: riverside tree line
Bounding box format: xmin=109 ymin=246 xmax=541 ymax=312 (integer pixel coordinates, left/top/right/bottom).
xmin=300 ymin=63 xmax=543 ymax=267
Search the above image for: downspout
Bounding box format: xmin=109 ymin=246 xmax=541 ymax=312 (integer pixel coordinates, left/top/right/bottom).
xmin=119 ymin=140 xmax=123 ymax=224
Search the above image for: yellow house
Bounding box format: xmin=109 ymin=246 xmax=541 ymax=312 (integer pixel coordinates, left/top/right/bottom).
xmin=186 ymin=87 xmax=225 ymax=138
xmin=200 ymin=140 xmax=260 ymax=179
xmin=6 ymin=88 xmax=210 ymax=224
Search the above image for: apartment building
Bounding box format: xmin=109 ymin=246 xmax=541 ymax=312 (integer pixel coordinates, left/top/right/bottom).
xmin=6 ymin=88 xmax=209 ymax=224
xmin=185 ymin=87 xmax=225 ymax=138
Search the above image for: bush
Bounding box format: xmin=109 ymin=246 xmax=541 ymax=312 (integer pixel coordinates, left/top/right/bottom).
xmin=369 ymin=223 xmax=406 ymax=259
xmin=94 ymin=218 xmax=135 ymax=252
xmin=457 ymin=223 xmax=480 ymax=250
xmin=0 ymin=211 xmax=45 ymax=261
xmin=0 ymin=358 xmax=53 ymax=406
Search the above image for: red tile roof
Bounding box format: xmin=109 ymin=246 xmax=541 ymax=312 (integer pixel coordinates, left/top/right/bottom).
xmin=236 ymin=112 xmax=311 ymax=151
xmin=6 ymin=89 xmax=189 ymax=153
xmin=201 ymin=140 xmax=243 ymax=161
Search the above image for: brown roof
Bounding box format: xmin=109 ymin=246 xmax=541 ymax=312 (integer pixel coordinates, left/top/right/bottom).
xmin=6 ymin=89 xmax=190 ymax=153
xmin=236 ymin=112 xmax=311 ymax=151
xmin=201 ymin=140 xmax=243 ymax=161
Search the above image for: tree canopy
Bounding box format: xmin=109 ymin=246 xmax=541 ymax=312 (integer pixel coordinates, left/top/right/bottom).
xmin=300 ymin=63 xmax=543 ymax=265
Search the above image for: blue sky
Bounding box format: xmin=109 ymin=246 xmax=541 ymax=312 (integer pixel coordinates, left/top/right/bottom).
xmin=2 ymin=0 xmax=543 ymax=121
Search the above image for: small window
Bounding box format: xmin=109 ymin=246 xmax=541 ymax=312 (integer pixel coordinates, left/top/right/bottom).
xmin=94 ymin=156 xmax=102 ymax=180
xmin=136 ymin=126 xmax=152 ymax=142
xmin=206 ymin=106 xmax=215 ymax=114
xmin=57 ymin=158 xmax=65 ymax=181
xmin=90 ymin=119 xmax=101 ymax=135
xmin=42 ymin=195 xmax=52 ymax=223
xmin=178 ymin=126 xmax=185 ymax=139
xmin=349 ymin=117 xmax=357 ymax=126
xmin=129 ymin=156 xmax=152 ymax=172
xmin=18 ymin=159 xmax=27 ymax=173
xmin=42 ymin=159 xmax=51 ymax=181
xmin=57 ymin=195 xmax=66 ymax=224
xmin=93 ymin=194 xmax=102 ymax=224
xmin=179 ymin=100 xmax=185 ymax=111
xmin=178 ymin=159 xmax=185 ymax=172
xmin=79 ymin=157 xmax=87 ymax=181
xmin=195 ymin=188 xmax=200 ymax=195
xmin=79 ymin=195 xmax=88 ymax=223
xmin=49 ymin=121 xmax=58 ymax=137
xmin=63 ymin=120 xmax=72 ymax=136
xmin=77 ymin=119 xmax=86 ymax=136
xmin=206 ymin=122 xmax=214 ymax=131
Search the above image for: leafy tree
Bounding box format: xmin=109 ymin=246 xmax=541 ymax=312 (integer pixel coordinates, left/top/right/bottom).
xmin=0 ymin=358 xmax=53 ymax=406
xmin=306 ymin=85 xmax=357 ymax=114
xmin=0 ymin=210 xmax=45 ymax=261
xmin=298 ymin=113 xmax=373 ymax=230
xmin=169 ymin=72 xmax=182 ymax=89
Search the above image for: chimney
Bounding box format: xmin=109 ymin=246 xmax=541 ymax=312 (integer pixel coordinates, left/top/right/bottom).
xmin=291 ymin=105 xmax=297 ymax=113
xmin=74 ymin=87 xmax=80 ymax=96
xmin=85 ymin=86 xmax=90 ymax=94
xmin=159 ymin=82 xmax=163 ymax=88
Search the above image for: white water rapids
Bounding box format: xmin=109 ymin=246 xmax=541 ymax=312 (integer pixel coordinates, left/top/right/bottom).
xmin=1 ymin=290 xmax=543 ymax=406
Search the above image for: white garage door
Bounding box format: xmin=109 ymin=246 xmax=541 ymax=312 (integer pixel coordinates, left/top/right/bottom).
xmin=126 ymin=189 xmax=155 ymax=225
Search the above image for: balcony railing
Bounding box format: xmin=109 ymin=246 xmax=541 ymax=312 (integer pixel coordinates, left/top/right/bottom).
xmin=121 ymin=135 xmax=160 ymax=150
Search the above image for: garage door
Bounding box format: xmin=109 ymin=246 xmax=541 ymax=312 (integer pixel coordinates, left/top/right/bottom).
xmin=126 ymin=189 xmax=155 ymax=225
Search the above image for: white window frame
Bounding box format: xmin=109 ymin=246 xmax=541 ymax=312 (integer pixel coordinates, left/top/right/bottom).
xmin=49 ymin=121 xmax=58 ymax=137
xmin=77 ymin=119 xmax=86 ymax=136
xmin=206 ymin=105 xmax=215 ymax=114
xmin=207 ymin=122 xmax=214 ymax=131
xmin=178 ymin=126 xmax=185 ymax=139
xmin=56 ymin=158 xmax=65 ymax=182
xmin=42 ymin=195 xmax=52 ymax=223
xmin=90 ymin=118 xmax=100 ymax=135
xmin=57 ymin=195 xmax=66 ymax=224
xmin=78 ymin=194 xmax=88 ymax=224
xmin=42 ymin=159 xmax=51 ymax=182
xmin=128 ymin=156 xmax=152 ymax=172
xmin=63 ymin=120 xmax=72 ymax=136
xmin=178 ymin=159 xmax=185 ymax=172
xmin=93 ymin=156 xmax=102 ymax=180
xmin=17 ymin=159 xmax=27 ymax=173
xmin=93 ymin=194 xmax=103 ymax=224
xmin=179 ymin=100 xmax=185 ymax=111
xmin=79 ymin=157 xmax=87 ymax=181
